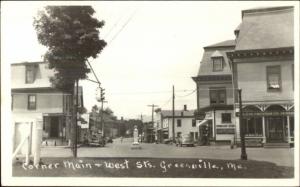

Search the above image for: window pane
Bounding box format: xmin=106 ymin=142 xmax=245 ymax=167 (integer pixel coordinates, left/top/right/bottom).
xmin=255 ymin=118 xmax=262 ymax=135
xmin=267 ymin=66 xmax=280 ymax=90
xmin=290 ymin=117 xmax=294 ymax=137
xmin=29 ymin=95 xmax=36 ymax=102
xmin=268 ymin=74 xmax=280 ymax=88
xmin=213 ymin=58 xmax=223 ymax=71
xmin=219 ymin=91 xmax=226 ymax=104
xmin=26 ymin=65 xmax=35 ymax=83
xmin=177 ymin=119 xmax=181 ymax=127
xmin=210 ymin=90 xmax=218 ymax=104
xmin=28 ymin=95 xmax=36 ymax=110
xmin=222 ymin=113 xmax=231 ymax=123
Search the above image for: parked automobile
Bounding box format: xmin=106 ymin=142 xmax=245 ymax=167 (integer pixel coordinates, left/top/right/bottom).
xmin=105 ymin=137 xmax=113 ymax=143
xmin=176 ymin=134 xmax=195 ymax=147
xmin=87 ymin=132 xmax=106 ymax=147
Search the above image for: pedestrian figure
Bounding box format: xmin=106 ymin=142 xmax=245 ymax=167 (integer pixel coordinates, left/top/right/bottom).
xmin=120 ymin=136 xmax=123 ymax=143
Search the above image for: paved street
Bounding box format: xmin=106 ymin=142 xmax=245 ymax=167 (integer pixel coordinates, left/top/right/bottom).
xmin=40 ymin=137 xmax=294 ymax=167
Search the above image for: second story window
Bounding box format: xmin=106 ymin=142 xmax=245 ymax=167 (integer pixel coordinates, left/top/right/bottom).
xmin=177 ymin=119 xmax=182 ymax=127
xmin=212 ymin=57 xmax=224 ymax=72
xmin=210 ymin=88 xmax=226 ymax=104
xmin=266 ymin=65 xmax=281 ymax=91
xmin=28 ymin=95 xmax=36 ymax=110
xmin=25 ymin=65 xmax=36 ymax=84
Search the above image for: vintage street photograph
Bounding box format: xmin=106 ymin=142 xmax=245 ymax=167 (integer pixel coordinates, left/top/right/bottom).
xmin=1 ymin=1 xmax=299 ymax=186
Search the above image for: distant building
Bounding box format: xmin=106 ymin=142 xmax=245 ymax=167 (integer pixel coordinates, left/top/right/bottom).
xmin=11 ymin=61 xmax=82 ymax=147
xmin=227 ymin=6 xmax=294 ymax=147
xmin=155 ymin=105 xmax=197 ymax=143
xmin=192 ymin=40 xmax=236 ymax=144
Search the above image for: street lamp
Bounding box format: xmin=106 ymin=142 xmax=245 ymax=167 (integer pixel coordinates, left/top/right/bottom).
xmin=238 ymin=88 xmax=247 ymax=160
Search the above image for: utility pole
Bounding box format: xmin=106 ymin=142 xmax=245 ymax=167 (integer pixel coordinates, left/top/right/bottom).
xmin=238 ymin=89 xmax=247 ymax=160
xmin=141 ymin=114 xmax=143 ymax=142
xmin=74 ymin=79 xmax=79 ymax=158
xmin=147 ymin=104 xmax=158 ymax=143
xmin=172 ymin=85 xmax=175 ymax=142
xmin=100 ymin=88 xmax=106 ymax=137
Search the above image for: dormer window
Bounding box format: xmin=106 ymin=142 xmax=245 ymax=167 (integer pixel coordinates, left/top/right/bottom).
xmin=211 ymin=50 xmax=224 ymax=72
xmin=212 ymin=57 xmax=224 ymax=72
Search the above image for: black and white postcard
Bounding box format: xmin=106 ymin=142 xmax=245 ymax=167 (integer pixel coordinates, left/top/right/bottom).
xmin=1 ymin=1 xmax=299 ymax=186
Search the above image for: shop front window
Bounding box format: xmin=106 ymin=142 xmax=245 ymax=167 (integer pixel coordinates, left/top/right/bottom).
xmin=243 ymin=117 xmax=263 ymax=136
xmin=290 ymin=116 xmax=294 ymax=137
xmin=177 ymin=119 xmax=182 ymax=127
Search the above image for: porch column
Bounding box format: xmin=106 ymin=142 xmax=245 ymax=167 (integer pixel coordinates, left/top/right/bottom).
xmin=262 ymin=116 xmax=266 ymax=143
xmin=287 ymin=116 xmax=290 ymax=143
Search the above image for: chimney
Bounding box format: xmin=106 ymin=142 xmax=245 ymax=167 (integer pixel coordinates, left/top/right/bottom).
xmin=183 ymin=105 xmax=187 ymax=111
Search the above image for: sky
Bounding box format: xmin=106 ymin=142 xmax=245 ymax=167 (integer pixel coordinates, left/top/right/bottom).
xmin=2 ymin=1 xmax=297 ymax=120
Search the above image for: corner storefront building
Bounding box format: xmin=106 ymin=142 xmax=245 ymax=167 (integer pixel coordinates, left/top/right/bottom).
xmin=227 ymin=6 xmax=294 ymax=147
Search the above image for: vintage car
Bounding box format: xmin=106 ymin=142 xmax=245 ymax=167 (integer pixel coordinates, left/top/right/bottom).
xmin=176 ymin=134 xmax=195 ymax=147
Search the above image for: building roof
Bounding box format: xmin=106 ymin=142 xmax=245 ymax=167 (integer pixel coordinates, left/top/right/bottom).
xmin=11 ymin=61 xmax=46 ymax=66
xmin=235 ymin=6 xmax=294 ymax=51
xmin=160 ymin=110 xmax=195 ymax=118
xmin=204 ymin=40 xmax=236 ymax=49
xmin=196 ymin=42 xmax=235 ymax=76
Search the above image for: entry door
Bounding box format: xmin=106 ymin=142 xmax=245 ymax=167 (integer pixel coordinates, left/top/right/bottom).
xmin=267 ymin=117 xmax=284 ymax=142
xmin=50 ymin=117 xmax=59 ymax=138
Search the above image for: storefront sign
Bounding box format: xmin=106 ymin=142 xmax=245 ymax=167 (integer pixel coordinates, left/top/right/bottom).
xmin=163 ymin=119 xmax=169 ymax=128
xmin=236 ymin=111 xmax=294 ymax=117
xmin=216 ymin=128 xmax=235 ymax=134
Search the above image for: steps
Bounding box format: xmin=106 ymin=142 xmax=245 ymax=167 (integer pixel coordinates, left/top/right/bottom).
xmin=264 ymin=142 xmax=290 ymax=148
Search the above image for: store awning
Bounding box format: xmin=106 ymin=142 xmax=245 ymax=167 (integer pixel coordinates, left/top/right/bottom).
xmin=197 ymin=119 xmax=209 ymax=127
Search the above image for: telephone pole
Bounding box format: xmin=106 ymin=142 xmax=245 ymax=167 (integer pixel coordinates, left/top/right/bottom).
xmin=147 ymin=104 xmax=158 ymax=143
xmin=74 ymin=79 xmax=79 ymax=158
xmin=172 ymin=85 xmax=175 ymax=142
xmin=100 ymin=88 xmax=107 ymax=137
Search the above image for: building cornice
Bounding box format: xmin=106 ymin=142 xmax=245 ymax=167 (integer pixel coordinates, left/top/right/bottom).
xmin=11 ymin=87 xmax=66 ymax=93
xmin=227 ymin=47 xmax=294 ymax=60
xmin=192 ymin=74 xmax=232 ymax=82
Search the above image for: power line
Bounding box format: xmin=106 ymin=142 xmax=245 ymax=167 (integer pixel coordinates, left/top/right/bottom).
xmin=161 ymin=97 xmax=172 ymax=108
xmin=175 ymin=89 xmax=196 ymax=97
xmin=104 ymin=14 xmax=125 ymax=39
xmin=107 ymin=8 xmax=138 ymax=44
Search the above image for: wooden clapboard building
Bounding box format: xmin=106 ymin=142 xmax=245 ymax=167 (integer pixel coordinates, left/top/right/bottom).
xmin=227 ymin=6 xmax=294 ymax=147
xmin=192 ymin=40 xmax=236 ymax=144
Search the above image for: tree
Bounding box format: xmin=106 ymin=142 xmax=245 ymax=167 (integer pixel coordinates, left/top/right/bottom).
xmin=91 ymin=104 xmax=99 ymax=113
xmin=34 ymin=6 xmax=106 ymax=157
xmin=34 ymin=6 xmax=106 ymax=90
